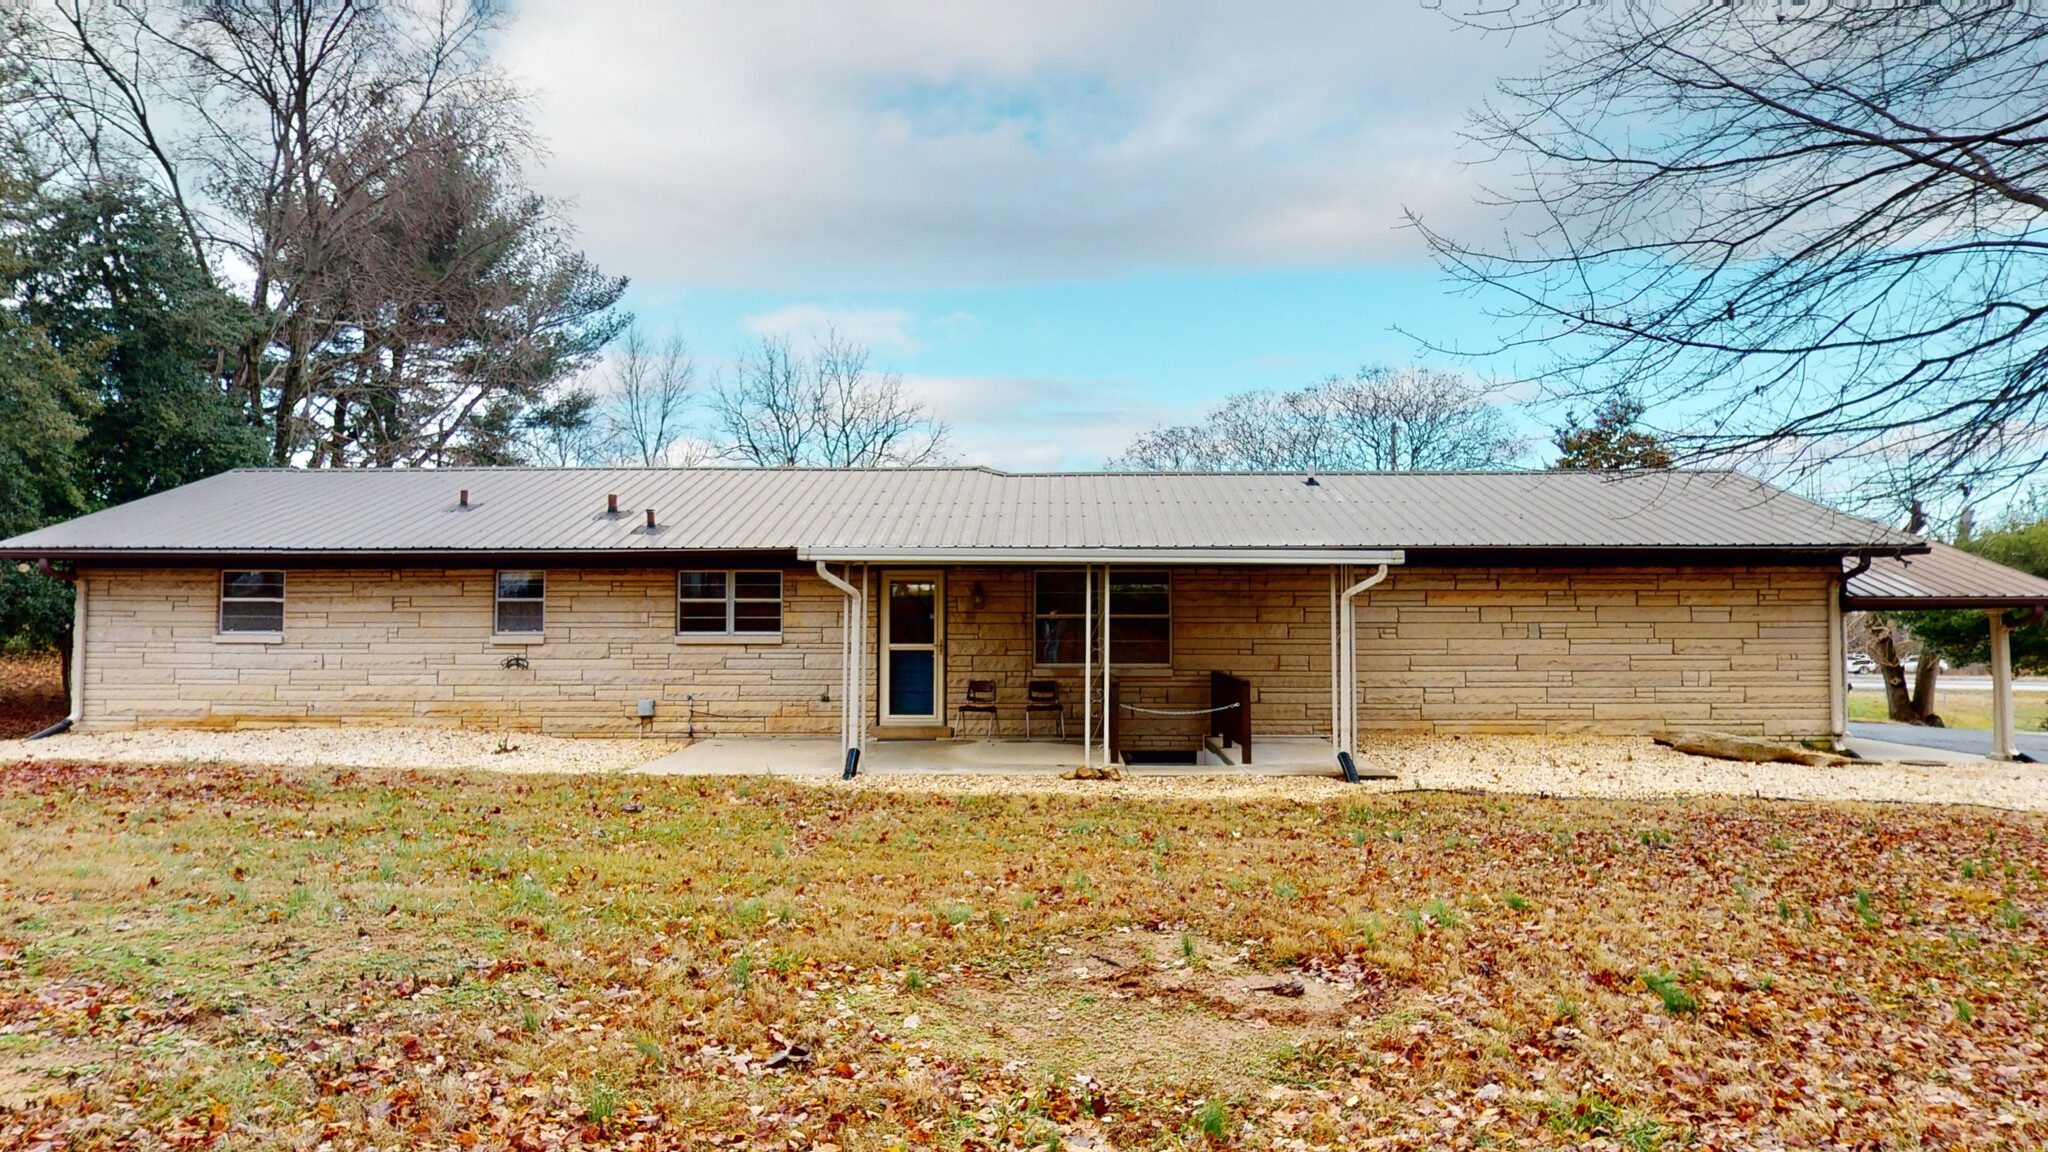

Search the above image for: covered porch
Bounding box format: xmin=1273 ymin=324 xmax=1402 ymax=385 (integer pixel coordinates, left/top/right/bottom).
xmin=801 ymin=551 xmax=1405 ymax=779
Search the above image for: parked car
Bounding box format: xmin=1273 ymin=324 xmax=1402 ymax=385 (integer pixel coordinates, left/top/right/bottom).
xmin=1846 ymin=653 xmax=1876 ymax=674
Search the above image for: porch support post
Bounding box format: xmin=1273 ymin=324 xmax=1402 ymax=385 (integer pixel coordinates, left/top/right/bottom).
xmin=1102 ymin=565 xmax=1113 ymax=768
xmin=1990 ymin=608 xmax=2016 ymax=761
xmin=1083 ymin=563 xmax=1093 ymax=768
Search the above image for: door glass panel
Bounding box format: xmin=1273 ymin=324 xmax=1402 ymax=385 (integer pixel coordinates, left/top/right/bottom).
xmin=888 ymin=650 xmax=935 ymax=716
xmin=889 ymin=581 xmax=936 ymax=645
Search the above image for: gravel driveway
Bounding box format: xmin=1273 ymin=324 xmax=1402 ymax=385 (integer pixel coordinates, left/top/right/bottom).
xmin=4 ymin=726 xmax=2046 ymax=811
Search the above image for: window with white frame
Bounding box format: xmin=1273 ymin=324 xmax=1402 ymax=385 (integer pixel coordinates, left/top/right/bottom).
xmin=219 ymin=570 xmax=285 ymax=633
xmin=494 ymin=570 xmax=545 ymax=634
xmin=1032 ymin=569 xmax=1171 ymax=665
xmin=678 ymin=570 xmax=783 ymax=635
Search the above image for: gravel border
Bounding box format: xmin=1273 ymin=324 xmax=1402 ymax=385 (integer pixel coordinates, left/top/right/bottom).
xmin=3 ymin=727 xmax=2044 ymax=811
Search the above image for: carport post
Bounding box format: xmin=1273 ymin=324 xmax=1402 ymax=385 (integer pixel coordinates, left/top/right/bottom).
xmin=1990 ymin=609 xmax=2017 ymax=760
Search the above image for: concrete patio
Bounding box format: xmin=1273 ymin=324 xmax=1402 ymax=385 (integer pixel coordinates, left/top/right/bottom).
xmin=630 ymin=735 xmax=1351 ymax=777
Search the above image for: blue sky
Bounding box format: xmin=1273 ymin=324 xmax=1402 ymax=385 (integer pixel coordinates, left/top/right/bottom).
xmin=623 ymin=268 xmax=1503 ymax=468
xmin=500 ymin=1 xmax=1547 ymax=468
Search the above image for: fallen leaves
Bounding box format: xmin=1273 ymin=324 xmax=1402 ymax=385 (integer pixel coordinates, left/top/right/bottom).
xmin=0 ymin=761 xmax=2044 ymax=1150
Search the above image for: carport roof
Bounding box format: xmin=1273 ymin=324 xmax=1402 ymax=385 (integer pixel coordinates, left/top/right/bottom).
xmin=1842 ymin=540 xmax=2048 ymax=609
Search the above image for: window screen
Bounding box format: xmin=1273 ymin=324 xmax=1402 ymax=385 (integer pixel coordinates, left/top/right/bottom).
xmin=495 ymin=570 xmax=545 ymax=634
xmin=1032 ymin=569 xmax=1171 ymax=665
xmin=679 ymin=570 xmax=783 ymax=635
xmin=219 ymin=570 xmax=285 ymax=633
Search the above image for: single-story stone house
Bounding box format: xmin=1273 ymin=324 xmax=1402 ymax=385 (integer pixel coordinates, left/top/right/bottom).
xmin=1 ymin=467 xmax=1940 ymax=766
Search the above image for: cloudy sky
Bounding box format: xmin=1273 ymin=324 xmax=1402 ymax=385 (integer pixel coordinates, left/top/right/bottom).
xmin=499 ymin=1 xmax=1544 ymax=468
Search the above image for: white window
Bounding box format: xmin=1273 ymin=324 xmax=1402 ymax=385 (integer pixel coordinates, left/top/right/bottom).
xmin=1032 ymin=569 xmax=1172 ymax=666
xmin=219 ymin=571 xmax=285 ymax=634
xmin=495 ymin=570 xmax=545 ymax=634
xmin=679 ymin=570 xmax=783 ymax=635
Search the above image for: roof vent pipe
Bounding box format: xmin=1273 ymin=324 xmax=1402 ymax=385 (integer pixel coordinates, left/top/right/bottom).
xmin=645 ymin=508 xmax=656 ymax=529
xmin=608 ymin=494 xmax=619 ymax=515
xmin=459 ymin=489 xmax=469 ymax=508
xmin=1304 ymin=468 xmax=1319 ymax=487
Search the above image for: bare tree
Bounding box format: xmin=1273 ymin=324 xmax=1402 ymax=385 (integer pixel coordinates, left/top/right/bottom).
xmin=1112 ymin=366 xmax=1523 ymax=471
xmin=1417 ymin=2 xmax=2048 ymax=521
xmin=1328 ymin=366 xmax=1524 ymax=471
xmin=711 ymin=331 xmax=949 ymax=467
xmin=8 ymin=0 xmax=626 ymax=467
xmin=601 ymin=327 xmax=699 ymax=466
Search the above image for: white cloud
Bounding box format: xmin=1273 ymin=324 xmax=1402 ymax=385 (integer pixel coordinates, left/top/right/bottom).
xmin=902 ymin=374 xmax=1174 ymax=470
xmin=499 ymin=1 xmax=1537 ymax=288
xmin=742 ymin=304 xmax=921 ymax=353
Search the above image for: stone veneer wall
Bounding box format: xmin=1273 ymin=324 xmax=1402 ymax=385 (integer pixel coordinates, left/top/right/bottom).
xmin=75 ymin=568 xmax=846 ymax=737
xmin=1351 ymin=566 xmax=1835 ymax=738
xmin=74 ymin=563 xmax=1837 ymax=740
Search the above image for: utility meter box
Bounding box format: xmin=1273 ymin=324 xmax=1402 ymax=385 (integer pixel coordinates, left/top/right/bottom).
xmin=636 ymin=699 xmax=656 ymax=718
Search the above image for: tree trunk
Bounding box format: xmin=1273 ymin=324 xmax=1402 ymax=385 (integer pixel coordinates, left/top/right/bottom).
xmin=1869 ymin=622 xmax=1921 ymax=722
xmin=1912 ymin=658 xmax=1941 ymax=726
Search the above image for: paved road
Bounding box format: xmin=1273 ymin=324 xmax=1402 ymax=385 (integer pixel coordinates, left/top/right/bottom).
xmin=1846 ymin=721 xmax=2048 ymax=759
xmin=1848 ymin=675 xmax=2048 ymax=692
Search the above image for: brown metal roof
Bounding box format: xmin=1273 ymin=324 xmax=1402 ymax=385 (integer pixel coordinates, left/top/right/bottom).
xmin=1843 ymin=540 xmax=2048 ymax=609
xmin=0 ymin=466 xmax=1918 ymax=561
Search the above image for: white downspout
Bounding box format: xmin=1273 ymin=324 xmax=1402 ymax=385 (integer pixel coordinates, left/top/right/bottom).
xmin=1329 ymin=567 xmax=1341 ymax=743
xmin=859 ymin=567 xmax=868 ymax=754
xmin=1338 ymin=564 xmax=1390 ymax=759
xmin=816 ymin=561 xmax=864 ymax=759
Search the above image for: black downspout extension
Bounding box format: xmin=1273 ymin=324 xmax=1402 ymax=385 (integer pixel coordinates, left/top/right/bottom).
xmin=27 ymin=718 xmax=72 ymax=740
xmin=842 ymin=748 xmax=860 ymax=780
xmin=1336 ymin=751 xmax=1360 ymax=784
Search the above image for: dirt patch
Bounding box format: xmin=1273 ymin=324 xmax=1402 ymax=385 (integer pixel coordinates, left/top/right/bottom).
xmin=0 ymin=1041 xmax=117 ymax=1108
xmin=893 ymin=932 xmax=1392 ymax=1097
xmin=1044 ymin=931 xmax=1384 ymax=1028
xmin=0 ymin=654 xmax=64 ymax=740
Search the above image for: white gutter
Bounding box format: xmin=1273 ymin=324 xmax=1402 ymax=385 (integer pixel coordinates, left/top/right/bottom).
xmin=815 ymin=561 xmax=865 ymax=763
xmin=798 ymin=547 xmax=1406 ymax=566
xmin=1336 ymin=564 xmax=1390 ymax=763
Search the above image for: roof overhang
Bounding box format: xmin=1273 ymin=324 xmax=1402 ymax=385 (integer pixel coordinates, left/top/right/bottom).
xmin=795 ymin=547 xmax=1408 ymax=565
xmin=1839 ymin=596 xmax=2048 ymax=610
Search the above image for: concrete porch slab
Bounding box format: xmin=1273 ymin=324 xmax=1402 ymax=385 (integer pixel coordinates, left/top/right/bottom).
xmin=629 ymin=735 xmax=1358 ymax=778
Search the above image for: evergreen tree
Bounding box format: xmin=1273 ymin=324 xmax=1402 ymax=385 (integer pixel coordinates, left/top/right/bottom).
xmin=9 ymin=185 xmax=265 ymax=504
xmin=1550 ymin=395 xmax=1673 ymax=470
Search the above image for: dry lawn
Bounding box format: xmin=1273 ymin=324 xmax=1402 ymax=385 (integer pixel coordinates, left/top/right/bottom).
xmin=0 ymin=762 xmax=2044 ymax=1151
xmin=1848 ymin=687 xmax=2048 ymax=733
